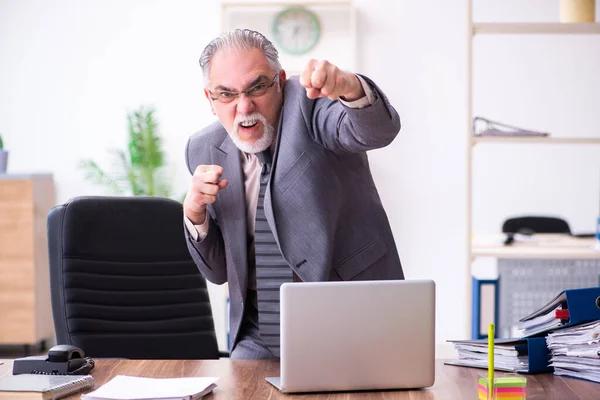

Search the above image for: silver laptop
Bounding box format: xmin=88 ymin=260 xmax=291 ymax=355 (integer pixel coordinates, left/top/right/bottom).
xmin=266 ymin=279 xmax=436 ymax=393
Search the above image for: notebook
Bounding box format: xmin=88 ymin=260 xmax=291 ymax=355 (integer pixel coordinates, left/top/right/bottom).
xmin=80 ymin=375 xmax=218 ymax=400
xmin=0 ymin=374 xmax=94 ymax=400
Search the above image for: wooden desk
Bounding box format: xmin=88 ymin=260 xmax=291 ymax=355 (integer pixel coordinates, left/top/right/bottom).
xmin=2 ymin=359 xmax=600 ymax=399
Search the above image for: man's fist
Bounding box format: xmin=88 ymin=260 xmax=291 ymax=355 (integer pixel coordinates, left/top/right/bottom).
xmin=299 ymin=59 xmax=365 ymax=102
xmin=183 ymin=165 xmax=228 ymax=225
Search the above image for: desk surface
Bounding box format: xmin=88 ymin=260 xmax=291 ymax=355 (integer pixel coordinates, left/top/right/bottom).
xmin=472 ymin=234 xmax=600 ymax=259
xmin=2 ymin=359 xmax=600 ymax=399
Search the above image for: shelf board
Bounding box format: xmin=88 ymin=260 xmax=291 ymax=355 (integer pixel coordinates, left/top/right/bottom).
xmin=473 ymin=23 xmax=600 ymax=35
xmin=472 ymin=136 xmax=600 ymax=145
xmin=472 ymin=235 xmax=600 ymax=260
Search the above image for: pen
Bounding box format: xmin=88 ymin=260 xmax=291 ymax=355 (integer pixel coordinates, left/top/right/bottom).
xmin=488 ymin=323 xmax=495 ymax=395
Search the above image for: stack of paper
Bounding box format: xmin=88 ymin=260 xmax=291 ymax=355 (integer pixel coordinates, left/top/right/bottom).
xmin=516 ymin=289 xmax=576 ymax=338
xmin=517 ymin=305 xmax=567 ymax=337
xmin=447 ymin=339 xmax=533 ymax=372
xmin=81 ymin=375 xmax=218 ymax=400
xmin=546 ymin=321 xmax=600 ymax=383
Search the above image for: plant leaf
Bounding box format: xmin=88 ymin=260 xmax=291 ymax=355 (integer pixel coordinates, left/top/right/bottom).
xmin=77 ymin=160 xmax=125 ymax=195
xmin=79 ymin=105 xmax=175 ymax=199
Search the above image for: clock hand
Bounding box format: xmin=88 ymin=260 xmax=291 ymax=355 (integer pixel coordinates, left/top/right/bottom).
xmin=293 ymin=25 xmax=300 ymax=49
xmin=277 ymin=23 xmax=294 ymax=36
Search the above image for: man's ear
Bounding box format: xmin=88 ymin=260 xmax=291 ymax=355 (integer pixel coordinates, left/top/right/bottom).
xmin=279 ymin=69 xmax=287 ymax=85
xmin=204 ymin=88 xmax=216 ymax=115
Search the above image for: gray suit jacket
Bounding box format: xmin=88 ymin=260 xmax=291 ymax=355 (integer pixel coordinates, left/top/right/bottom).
xmin=184 ymin=75 xmax=404 ymax=351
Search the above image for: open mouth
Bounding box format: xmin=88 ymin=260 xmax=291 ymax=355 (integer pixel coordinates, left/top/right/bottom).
xmin=239 ymin=120 xmax=259 ymax=129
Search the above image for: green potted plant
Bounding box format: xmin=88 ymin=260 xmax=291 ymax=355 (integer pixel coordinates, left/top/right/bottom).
xmin=79 ymin=106 xmax=179 ymax=199
xmin=0 ymin=133 xmax=7 ymax=174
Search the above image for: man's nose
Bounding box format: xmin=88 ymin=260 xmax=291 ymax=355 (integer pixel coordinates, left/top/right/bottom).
xmin=236 ymin=93 xmax=256 ymax=114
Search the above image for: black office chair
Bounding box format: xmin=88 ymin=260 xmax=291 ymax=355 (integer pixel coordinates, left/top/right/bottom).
xmin=502 ymin=216 xmax=571 ymax=235
xmin=47 ymin=196 xmax=221 ymax=359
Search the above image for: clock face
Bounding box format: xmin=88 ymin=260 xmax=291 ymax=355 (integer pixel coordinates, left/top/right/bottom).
xmin=272 ymin=7 xmax=321 ymax=55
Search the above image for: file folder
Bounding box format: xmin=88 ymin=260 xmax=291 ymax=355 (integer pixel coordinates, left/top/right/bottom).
xmin=446 ymin=337 xmax=551 ymax=374
xmin=472 ymin=116 xmax=550 ymax=137
xmin=516 ymin=337 xmax=552 ymax=374
xmin=519 ymin=287 xmax=600 ymax=337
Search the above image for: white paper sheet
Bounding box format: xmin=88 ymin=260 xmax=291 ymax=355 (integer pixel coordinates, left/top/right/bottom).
xmin=81 ymin=375 xmax=219 ymax=400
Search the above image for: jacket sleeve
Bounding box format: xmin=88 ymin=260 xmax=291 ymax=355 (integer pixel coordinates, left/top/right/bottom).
xmin=184 ymin=215 xmax=228 ymax=284
xmin=308 ymin=74 xmax=401 ymax=153
xmin=183 ymin=136 xmax=228 ymax=285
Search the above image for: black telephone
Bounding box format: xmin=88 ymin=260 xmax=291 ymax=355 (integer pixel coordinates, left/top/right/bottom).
xmin=12 ymin=344 xmax=95 ymax=375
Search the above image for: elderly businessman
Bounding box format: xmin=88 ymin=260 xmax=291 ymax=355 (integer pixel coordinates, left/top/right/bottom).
xmin=183 ymin=29 xmax=404 ymax=360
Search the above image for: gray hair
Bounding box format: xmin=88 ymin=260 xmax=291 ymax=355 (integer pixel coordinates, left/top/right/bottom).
xmin=199 ymin=29 xmax=282 ymax=87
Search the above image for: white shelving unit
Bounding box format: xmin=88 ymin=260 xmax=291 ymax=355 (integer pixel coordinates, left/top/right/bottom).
xmin=473 ymin=137 xmax=600 ymax=145
xmin=466 ymin=1 xmax=600 ymax=336
xmin=473 ymin=22 xmax=600 ymax=35
xmin=472 ymin=235 xmax=599 ymax=259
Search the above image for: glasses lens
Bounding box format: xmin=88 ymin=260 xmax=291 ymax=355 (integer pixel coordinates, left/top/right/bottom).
xmin=212 ymin=75 xmax=277 ymax=103
xmin=247 ymin=84 xmax=270 ymax=97
xmin=216 ymin=92 xmax=236 ymax=104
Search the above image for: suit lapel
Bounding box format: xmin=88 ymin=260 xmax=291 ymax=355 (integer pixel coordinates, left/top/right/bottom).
xmin=264 ymin=105 xmax=285 ymax=248
xmin=265 ymin=101 xmax=302 ymax=262
xmin=211 ymin=137 xmax=248 ymax=298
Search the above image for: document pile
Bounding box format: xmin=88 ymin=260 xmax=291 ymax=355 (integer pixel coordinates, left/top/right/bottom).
xmin=448 ymin=287 xmax=600 ymax=376
xmin=81 ymin=375 xmax=218 ymax=400
xmin=546 ymin=321 xmax=600 ymax=383
xmin=518 ymin=287 xmax=600 ymax=338
xmin=446 ymin=337 xmax=550 ymax=373
xmin=517 ymin=305 xmax=569 ymax=338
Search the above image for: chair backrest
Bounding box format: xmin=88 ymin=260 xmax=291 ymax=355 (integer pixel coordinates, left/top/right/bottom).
xmin=502 ymin=216 xmax=571 ymax=235
xmin=47 ymin=196 xmax=219 ymax=359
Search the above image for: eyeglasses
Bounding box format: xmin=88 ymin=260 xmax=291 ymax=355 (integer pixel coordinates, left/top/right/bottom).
xmin=208 ymin=74 xmax=279 ymax=104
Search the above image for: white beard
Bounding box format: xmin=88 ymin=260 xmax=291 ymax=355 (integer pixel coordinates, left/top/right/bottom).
xmin=229 ymin=112 xmax=275 ymax=154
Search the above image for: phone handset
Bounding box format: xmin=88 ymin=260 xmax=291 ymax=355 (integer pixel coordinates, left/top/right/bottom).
xmin=13 ymin=344 xmax=95 ymax=375
xmin=47 ymin=344 xmax=85 ymax=363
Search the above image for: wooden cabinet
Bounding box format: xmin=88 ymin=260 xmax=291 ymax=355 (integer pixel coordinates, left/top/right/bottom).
xmin=0 ymin=174 xmax=55 ymax=346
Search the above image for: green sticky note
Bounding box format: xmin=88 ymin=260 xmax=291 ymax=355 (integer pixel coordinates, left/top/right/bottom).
xmin=494 ymin=376 xmax=527 ymax=388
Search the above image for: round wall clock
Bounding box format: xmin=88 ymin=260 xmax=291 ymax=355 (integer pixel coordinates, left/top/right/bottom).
xmin=272 ymin=7 xmax=321 ymax=55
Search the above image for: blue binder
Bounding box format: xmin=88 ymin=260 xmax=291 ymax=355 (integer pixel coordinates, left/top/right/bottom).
xmin=446 ymin=336 xmax=551 ymax=374
xmin=512 ymin=337 xmax=552 ymax=374
xmin=520 ymin=286 xmax=600 ymax=337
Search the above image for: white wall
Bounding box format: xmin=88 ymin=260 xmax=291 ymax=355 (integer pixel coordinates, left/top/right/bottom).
xmin=0 ymin=0 xmax=229 ymax=349
xmin=1 ymin=0 xmax=599 ymax=353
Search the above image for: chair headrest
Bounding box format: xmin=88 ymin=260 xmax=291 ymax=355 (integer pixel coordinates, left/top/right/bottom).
xmin=49 ymin=196 xmax=191 ymax=261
